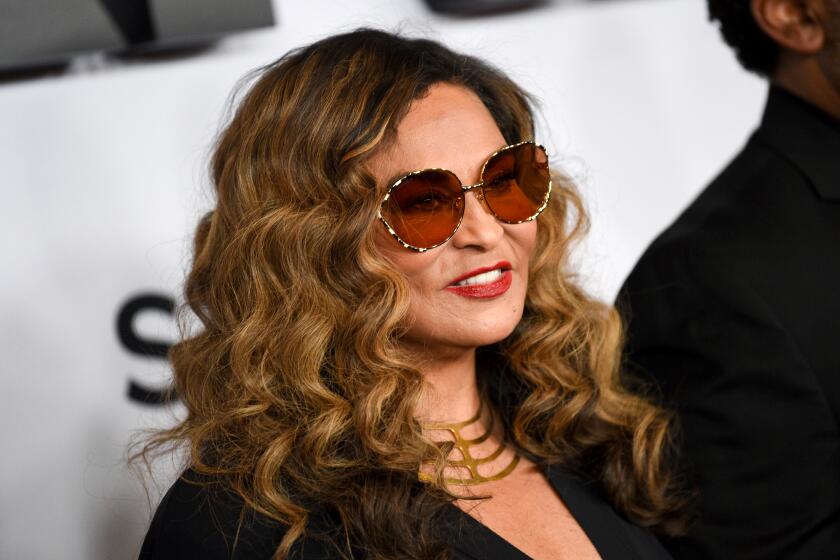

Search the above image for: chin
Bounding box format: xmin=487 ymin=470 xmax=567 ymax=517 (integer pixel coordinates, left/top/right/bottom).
xmin=404 ymin=317 xmax=521 ymax=354
xmin=462 ymin=317 xmax=523 ymax=348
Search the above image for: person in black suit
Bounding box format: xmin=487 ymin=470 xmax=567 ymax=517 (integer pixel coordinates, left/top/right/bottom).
xmin=137 ymin=29 xmax=688 ymax=559
xmin=618 ymin=0 xmax=840 ymax=558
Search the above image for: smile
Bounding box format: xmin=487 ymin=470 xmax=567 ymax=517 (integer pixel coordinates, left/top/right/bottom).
xmin=445 ymin=261 xmax=513 ymax=299
xmin=453 ymin=268 xmax=504 ymax=286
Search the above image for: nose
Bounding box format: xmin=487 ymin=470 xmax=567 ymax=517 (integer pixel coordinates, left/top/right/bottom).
xmin=450 ymin=189 xmax=504 ymax=250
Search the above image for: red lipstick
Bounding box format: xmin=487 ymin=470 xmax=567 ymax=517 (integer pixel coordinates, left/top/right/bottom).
xmin=445 ymin=261 xmax=513 ymax=299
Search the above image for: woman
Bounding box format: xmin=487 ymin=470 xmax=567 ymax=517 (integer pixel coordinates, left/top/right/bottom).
xmin=138 ymin=28 xmax=688 ymax=559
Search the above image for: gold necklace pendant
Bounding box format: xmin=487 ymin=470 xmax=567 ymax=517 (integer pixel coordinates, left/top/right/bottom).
xmin=419 ymin=400 xmax=521 ymax=486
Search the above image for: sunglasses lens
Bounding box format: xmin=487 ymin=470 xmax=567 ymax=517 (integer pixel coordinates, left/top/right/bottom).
xmin=481 ymin=143 xmax=550 ymax=222
xmin=381 ymin=170 xmax=463 ymax=249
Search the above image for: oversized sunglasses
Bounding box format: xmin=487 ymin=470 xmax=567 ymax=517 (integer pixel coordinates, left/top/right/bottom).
xmin=377 ymin=141 xmax=552 ymax=252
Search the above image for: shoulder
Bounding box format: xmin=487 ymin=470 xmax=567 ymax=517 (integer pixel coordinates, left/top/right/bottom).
xmin=139 ymin=470 xmax=337 ymax=560
xmin=633 ymin=132 xmax=818 ymax=279
xmin=139 ymin=470 xmax=284 ymax=559
xmin=621 ymin=137 xmax=810 ymax=308
xmin=621 ymin=123 xmax=838 ymax=328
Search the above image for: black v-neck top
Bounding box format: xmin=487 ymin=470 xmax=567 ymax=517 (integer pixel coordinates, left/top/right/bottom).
xmin=139 ymin=466 xmax=671 ymax=559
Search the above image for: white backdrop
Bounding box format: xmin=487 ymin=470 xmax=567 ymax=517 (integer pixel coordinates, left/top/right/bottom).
xmin=0 ymin=0 xmax=766 ymax=558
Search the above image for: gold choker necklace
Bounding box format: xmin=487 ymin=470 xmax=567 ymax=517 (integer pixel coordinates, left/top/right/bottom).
xmin=419 ymin=400 xmax=520 ymax=486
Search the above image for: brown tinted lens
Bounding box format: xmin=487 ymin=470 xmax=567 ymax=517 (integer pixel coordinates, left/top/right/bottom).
xmin=481 ymin=143 xmax=550 ymax=222
xmin=381 ymin=170 xmax=463 ymax=249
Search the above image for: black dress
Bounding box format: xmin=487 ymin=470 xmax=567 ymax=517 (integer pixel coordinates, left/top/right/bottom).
xmin=139 ymin=465 xmax=671 ymax=559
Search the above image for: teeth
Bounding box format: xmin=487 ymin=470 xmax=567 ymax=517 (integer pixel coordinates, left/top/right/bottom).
xmin=455 ymin=269 xmax=503 ymax=286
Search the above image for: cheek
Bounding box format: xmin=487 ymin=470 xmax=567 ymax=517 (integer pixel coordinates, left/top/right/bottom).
xmin=373 ymin=225 xmax=441 ymax=295
xmin=526 ymin=221 xmax=538 ymax=253
xmin=510 ymin=221 xmax=538 ymax=264
xmin=509 ymin=221 xmax=538 ymax=308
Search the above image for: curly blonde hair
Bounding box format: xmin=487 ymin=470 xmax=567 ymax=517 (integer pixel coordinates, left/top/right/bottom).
xmin=139 ymin=28 xmax=688 ymax=559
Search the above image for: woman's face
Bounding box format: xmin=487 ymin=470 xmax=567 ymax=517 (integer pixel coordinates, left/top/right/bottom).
xmin=369 ymin=83 xmax=538 ymax=358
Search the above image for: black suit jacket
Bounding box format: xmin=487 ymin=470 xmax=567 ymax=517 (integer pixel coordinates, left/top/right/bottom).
xmin=138 ymin=465 xmax=670 ymax=559
xmin=618 ymin=86 xmax=840 ymax=559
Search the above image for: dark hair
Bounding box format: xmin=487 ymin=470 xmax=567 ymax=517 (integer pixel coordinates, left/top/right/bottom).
xmin=137 ymin=27 xmax=688 ymax=559
xmin=708 ymin=0 xmax=779 ymax=76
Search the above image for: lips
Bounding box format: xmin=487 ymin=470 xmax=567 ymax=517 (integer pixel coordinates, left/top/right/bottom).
xmin=445 ymin=261 xmax=513 ymax=299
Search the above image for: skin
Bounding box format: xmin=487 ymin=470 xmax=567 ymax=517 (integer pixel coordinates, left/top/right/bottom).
xmin=752 ymin=0 xmax=840 ymax=119
xmin=369 ymin=83 xmax=601 ymax=560
xmin=369 ymin=82 xmax=536 ymax=421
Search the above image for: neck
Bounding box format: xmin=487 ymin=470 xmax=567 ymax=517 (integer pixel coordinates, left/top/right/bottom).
xmin=410 ymin=344 xmax=521 ymax=487
xmin=413 ymin=346 xmax=481 ymax=425
xmin=773 ymin=53 xmax=840 ymax=121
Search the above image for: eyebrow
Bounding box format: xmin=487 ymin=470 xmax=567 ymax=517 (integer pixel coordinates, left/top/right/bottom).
xmin=381 ymin=141 xmax=520 ymax=189
xmin=387 ymin=169 xmax=416 ymax=185
xmin=385 ymin=167 xmax=461 ymax=192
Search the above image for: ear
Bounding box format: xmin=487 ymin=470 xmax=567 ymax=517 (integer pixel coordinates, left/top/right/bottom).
xmin=751 ymin=0 xmax=826 ymax=54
